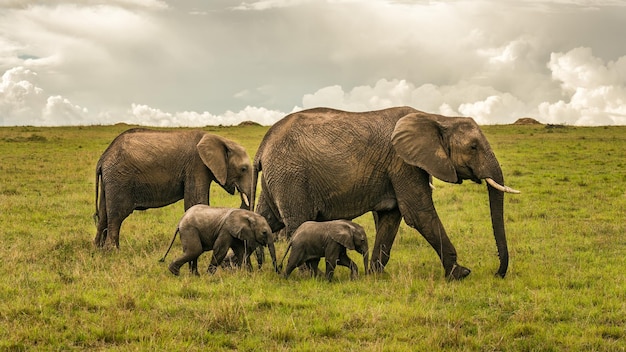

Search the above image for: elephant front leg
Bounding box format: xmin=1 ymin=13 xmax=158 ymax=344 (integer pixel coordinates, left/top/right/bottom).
xmin=304 ymin=259 xmax=322 ymax=277
xmin=337 ymin=251 xmax=359 ymax=280
xmin=207 ymin=236 xmax=231 ymax=274
xmin=324 ymin=258 xmax=337 ymax=282
xmin=370 ymin=209 xmax=402 ymax=273
xmin=410 ymin=210 xmax=471 ymax=280
xmin=189 ymin=259 xmax=199 ymax=276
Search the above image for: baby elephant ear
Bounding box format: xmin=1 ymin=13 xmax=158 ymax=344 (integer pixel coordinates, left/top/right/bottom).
xmin=233 ymin=213 xmax=256 ymax=243
xmin=330 ymin=224 xmax=356 ymax=250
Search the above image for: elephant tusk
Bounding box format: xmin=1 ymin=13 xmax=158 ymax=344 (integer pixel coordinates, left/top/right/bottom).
xmin=485 ymin=178 xmax=520 ymax=194
xmin=428 ymin=175 xmax=436 ymax=190
xmin=241 ymin=192 xmax=250 ymax=207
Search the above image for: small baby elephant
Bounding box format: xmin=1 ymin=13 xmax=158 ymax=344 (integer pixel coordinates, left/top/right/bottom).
xmin=280 ymin=220 xmax=369 ymax=282
xmin=160 ymin=205 xmax=278 ymax=275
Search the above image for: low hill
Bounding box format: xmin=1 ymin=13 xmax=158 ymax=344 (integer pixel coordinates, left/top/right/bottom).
xmin=513 ymin=117 xmax=542 ymax=125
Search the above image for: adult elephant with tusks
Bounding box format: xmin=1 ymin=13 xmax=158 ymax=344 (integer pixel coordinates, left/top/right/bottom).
xmin=252 ymin=107 xmax=520 ymax=280
xmin=94 ymin=128 xmax=253 ymax=249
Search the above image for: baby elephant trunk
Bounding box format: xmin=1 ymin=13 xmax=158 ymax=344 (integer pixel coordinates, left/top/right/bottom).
xmin=267 ymin=240 xmax=278 ymax=273
xmin=362 ymin=250 xmax=369 ymax=275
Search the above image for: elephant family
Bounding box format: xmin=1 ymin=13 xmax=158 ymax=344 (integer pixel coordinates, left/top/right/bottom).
xmin=160 ymin=205 xmax=278 ymax=275
xmin=94 ymin=128 xmax=252 ymax=249
xmin=279 ymin=220 xmax=369 ymax=282
xmin=252 ymin=107 xmax=519 ymax=280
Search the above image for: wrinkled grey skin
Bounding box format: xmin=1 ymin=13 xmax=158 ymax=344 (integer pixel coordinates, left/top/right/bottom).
xmin=252 ymin=107 xmax=516 ymax=280
xmin=160 ymin=205 xmax=278 ymax=275
xmin=94 ymin=128 xmax=252 ymax=249
xmin=279 ymin=220 xmax=369 ymax=282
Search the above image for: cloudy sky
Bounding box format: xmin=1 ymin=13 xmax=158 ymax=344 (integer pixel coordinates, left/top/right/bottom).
xmin=1 ymin=0 xmax=625 ymax=126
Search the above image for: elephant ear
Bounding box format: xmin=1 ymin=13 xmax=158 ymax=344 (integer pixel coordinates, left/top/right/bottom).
xmin=196 ymin=134 xmax=228 ymax=186
xmin=330 ymin=223 xmax=356 ymax=250
xmin=232 ymin=213 xmax=257 ymax=244
xmin=391 ymin=113 xmax=458 ymax=183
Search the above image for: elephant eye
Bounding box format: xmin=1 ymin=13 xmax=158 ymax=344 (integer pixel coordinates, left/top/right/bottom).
xmin=241 ymin=166 xmax=248 ymax=173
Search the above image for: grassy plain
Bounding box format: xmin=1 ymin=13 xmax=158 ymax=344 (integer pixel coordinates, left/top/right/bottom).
xmin=0 ymin=123 xmax=624 ymax=351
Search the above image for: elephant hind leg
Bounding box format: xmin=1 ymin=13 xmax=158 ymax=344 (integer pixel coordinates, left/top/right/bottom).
xmin=170 ymin=230 xmax=203 ymax=276
xmin=283 ymin=252 xmax=305 ymax=279
xmin=169 ymin=250 xmax=202 ymax=276
xmin=104 ymin=200 xmax=134 ymax=249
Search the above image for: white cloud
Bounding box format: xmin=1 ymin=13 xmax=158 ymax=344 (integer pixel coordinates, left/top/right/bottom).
xmin=2 ymin=1 xmax=626 ymax=126
xmin=300 ymin=78 xmax=527 ymax=123
xmin=0 ymin=0 xmax=169 ymax=10
xmin=458 ymin=94 xmax=525 ymax=124
xmin=538 ymin=48 xmax=626 ymax=125
xmin=42 ymin=95 xmax=89 ymax=126
xmin=232 ymin=0 xmax=314 ymax=11
xmin=0 ymin=66 xmax=90 ymax=126
xmin=0 ymin=67 xmax=45 ymax=125
xmin=126 ymin=104 xmax=286 ymax=127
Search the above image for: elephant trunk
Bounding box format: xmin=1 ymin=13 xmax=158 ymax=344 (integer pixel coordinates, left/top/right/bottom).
xmin=362 ymin=251 xmax=369 ymax=275
xmin=267 ymin=234 xmax=279 ymax=273
xmin=486 ymin=168 xmax=509 ymax=278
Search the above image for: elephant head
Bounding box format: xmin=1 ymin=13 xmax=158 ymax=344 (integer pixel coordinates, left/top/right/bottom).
xmin=391 ymin=112 xmax=519 ymax=277
xmin=230 ymin=211 xmax=278 ymax=272
xmin=329 ymin=221 xmax=370 ymax=274
xmin=197 ymin=134 xmax=253 ymax=208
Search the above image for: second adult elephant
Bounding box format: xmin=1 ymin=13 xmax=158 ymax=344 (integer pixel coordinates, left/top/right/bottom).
xmin=252 ymin=107 xmax=519 ymax=280
xmin=94 ymin=128 xmax=253 ymax=249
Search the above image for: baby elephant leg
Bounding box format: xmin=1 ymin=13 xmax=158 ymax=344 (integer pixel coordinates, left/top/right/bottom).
xmin=305 ymin=259 xmax=322 ymax=277
xmin=283 ymin=251 xmax=304 ymax=279
xmin=207 ymin=235 xmax=232 ymax=274
xmin=325 ymin=257 xmax=337 ymax=282
xmin=189 ymin=259 xmax=200 ymax=276
xmin=337 ymin=251 xmax=359 ymax=280
xmin=169 ymin=249 xmax=202 ymax=276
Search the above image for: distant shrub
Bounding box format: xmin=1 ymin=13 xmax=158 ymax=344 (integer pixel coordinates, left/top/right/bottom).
xmin=3 ymin=134 xmax=48 ymax=142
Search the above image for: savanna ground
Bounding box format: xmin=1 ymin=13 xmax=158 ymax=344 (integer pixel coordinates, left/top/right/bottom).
xmin=0 ymin=123 xmax=624 ymax=351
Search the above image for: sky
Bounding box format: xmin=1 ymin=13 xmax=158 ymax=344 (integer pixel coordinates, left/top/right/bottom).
xmin=1 ymin=0 xmax=626 ymax=127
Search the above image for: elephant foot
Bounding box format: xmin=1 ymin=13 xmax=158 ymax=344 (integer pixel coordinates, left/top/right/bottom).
xmin=369 ymin=261 xmax=385 ymax=274
xmin=168 ymin=264 xmax=181 ymax=276
xmin=446 ymin=264 xmax=471 ymax=281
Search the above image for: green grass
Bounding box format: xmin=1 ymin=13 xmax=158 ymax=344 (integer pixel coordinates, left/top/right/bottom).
xmin=0 ymin=124 xmax=625 ymax=351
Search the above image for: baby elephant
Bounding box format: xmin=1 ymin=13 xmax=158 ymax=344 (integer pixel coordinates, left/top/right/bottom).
xmin=160 ymin=205 xmax=278 ymax=275
xmin=280 ymin=220 xmax=369 ymax=282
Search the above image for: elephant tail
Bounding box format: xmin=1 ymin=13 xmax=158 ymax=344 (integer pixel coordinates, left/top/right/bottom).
xmin=160 ymin=227 xmax=180 ymax=262
xmin=277 ymin=241 xmax=292 ymax=272
xmin=93 ymin=163 xmax=102 ymax=226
